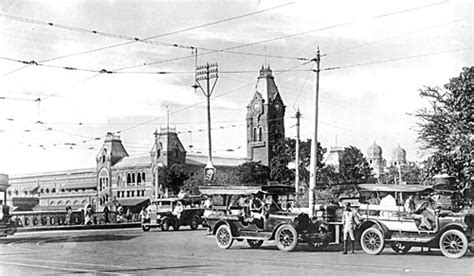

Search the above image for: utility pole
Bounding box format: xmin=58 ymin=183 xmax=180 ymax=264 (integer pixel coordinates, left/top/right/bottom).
xmin=195 ymin=62 xmax=219 ymax=182
xmin=153 ymin=129 xmax=160 ymax=199
xmin=308 ymin=47 xmax=321 ymax=217
xmin=294 ymin=109 xmax=301 ymax=202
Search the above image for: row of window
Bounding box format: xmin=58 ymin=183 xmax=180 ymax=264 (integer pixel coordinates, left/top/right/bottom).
xmin=7 ymin=188 xmax=93 ymax=196
xmin=252 ymin=126 xmax=263 ymax=142
xmin=117 ymin=172 xmax=147 ymax=186
xmin=49 ymin=199 xmax=88 ymax=206
xmin=116 ymin=190 xmax=146 ymax=198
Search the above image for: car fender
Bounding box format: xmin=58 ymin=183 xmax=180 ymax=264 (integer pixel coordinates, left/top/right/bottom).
xmin=358 ymin=220 xmax=390 ymax=239
xmin=212 ymin=219 xmax=239 ymax=237
xmin=437 ymin=222 xmax=468 ymax=241
xmin=270 ymin=222 xmax=295 ymax=240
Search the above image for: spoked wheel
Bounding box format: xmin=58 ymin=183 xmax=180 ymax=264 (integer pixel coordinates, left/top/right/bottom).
xmin=390 ymin=241 xmax=411 ymax=254
xmin=161 ymin=219 xmax=170 ymax=231
xmin=439 ymin=229 xmax=468 ymax=259
xmin=142 ymin=224 xmax=151 ymax=232
xmin=361 ymin=227 xmax=385 ymax=255
xmin=190 ymin=217 xmax=200 ymax=230
xmin=276 ymin=225 xmax=298 ymax=252
xmin=216 ymin=225 xmax=233 ymax=249
xmin=247 ymin=239 xmax=264 ymax=249
xmin=307 ymin=239 xmax=329 ymax=251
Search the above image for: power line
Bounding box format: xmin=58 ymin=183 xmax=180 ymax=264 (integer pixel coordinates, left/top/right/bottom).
xmin=322 ymin=47 xmax=474 ymax=71
xmin=115 ymin=1 xmax=449 ymax=71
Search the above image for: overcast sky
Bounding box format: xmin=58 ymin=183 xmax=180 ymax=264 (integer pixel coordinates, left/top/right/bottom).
xmin=0 ymin=0 xmax=472 ymax=175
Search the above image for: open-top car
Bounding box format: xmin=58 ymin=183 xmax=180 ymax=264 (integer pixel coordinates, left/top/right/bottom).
xmin=200 ymin=185 xmax=338 ymax=252
xmin=357 ymin=203 xmax=474 ymax=258
xmin=141 ymin=196 xmax=205 ymax=232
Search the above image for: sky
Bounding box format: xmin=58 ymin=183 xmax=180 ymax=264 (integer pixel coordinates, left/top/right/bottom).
xmin=0 ymin=0 xmax=472 ymax=175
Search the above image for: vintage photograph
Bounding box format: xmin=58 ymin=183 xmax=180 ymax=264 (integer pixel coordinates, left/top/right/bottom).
xmin=0 ymin=0 xmax=472 ymax=275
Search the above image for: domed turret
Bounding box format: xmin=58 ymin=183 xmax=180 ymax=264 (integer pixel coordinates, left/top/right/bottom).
xmin=392 ymin=144 xmax=406 ymax=166
xmin=367 ymin=141 xmax=382 ymax=159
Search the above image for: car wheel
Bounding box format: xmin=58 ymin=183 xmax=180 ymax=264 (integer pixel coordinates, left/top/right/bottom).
xmin=161 ymin=219 xmax=170 ymax=231
xmin=276 ymin=225 xmax=298 ymax=252
xmin=307 ymin=239 xmax=329 ymax=251
xmin=142 ymin=224 xmax=151 ymax=232
xmin=190 ymin=217 xmax=200 ymax=230
xmin=390 ymin=242 xmax=411 ymax=254
xmin=361 ymin=227 xmax=385 ymax=255
xmin=216 ymin=224 xmax=233 ymax=249
xmin=439 ymin=229 xmax=468 ymax=259
xmin=247 ymin=239 xmax=264 ymax=249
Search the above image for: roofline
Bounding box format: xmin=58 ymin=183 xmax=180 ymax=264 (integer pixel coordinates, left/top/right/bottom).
xmin=10 ymin=168 xmax=96 ymax=179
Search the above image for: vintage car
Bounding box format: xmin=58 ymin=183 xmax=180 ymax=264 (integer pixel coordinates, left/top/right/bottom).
xmin=200 ymin=185 xmax=337 ymax=252
xmin=357 ymin=203 xmax=474 ymax=258
xmin=141 ymin=196 xmax=205 ymax=232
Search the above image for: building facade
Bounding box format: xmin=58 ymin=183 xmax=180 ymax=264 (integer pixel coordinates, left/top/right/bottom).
xmin=246 ymin=66 xmax=286 ymax=167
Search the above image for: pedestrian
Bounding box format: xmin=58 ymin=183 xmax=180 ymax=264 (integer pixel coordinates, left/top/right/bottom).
xmin=84 ymin=203 xmax=92 ymax=225
xmin=103 ymin=205 xmax=110 ymax=224
xmin=341 ymin=203 xmax=359 ymax=254
xmin=404 ymin=195 xmax=416 ymax=214
xmin=117 ymin=204 xmax=124 ymax=223
xmin=65 ymin=206 xmax=72 ymax=225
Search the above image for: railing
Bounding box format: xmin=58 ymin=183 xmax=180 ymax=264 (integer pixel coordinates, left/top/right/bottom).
xmin=10 ymin=211 xmax=141 ymax=228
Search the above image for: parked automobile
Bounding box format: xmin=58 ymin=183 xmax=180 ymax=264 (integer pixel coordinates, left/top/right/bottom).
xmin=357 ymin=203 xmax=474 ymax=258
xmin=141 ymin=196 xmax=205 ymax=232
xmin=200 ymin=185 xmax=338 ymax=252
xmin=0 ymin=205 xmax=16 ymax=237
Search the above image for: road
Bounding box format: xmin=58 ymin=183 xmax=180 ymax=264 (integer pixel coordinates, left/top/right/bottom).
xmin=0 ymin=227 xmax=473 ymax=275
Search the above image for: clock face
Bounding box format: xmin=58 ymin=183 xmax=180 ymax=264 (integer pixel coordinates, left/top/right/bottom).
xmin=252 ymin=100 xmax=262 ymax=114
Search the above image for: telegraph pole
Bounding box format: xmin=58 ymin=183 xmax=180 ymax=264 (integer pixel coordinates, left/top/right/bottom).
xmin=308 ymin=47 xmax=321 ymax=217
xmin=295 ymin=109 xmax=301 ymax=202
xmin=195 ymin=62 xmax=219 ymax=181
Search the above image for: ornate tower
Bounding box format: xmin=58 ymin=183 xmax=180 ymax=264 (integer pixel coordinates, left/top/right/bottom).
xmin=367 ymin=141 xmax=385 ymax=178
xmin=246 ymin=66 xmax=286 ymax=167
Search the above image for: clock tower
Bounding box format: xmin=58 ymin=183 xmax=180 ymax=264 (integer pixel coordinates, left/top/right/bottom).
xmin=246 ymin=66 xmax=286 ymax=167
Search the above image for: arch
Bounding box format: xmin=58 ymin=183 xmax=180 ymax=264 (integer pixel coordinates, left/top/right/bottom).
xmin=65 ymin=200 xmax=71 ymax=205
xmin=137 ymin=172 xmax=142 ymax=184
xmin=117 ymin=191 xmax=121 ymax=198
xmin=7 ymin=191 xmax=11 ymax=196
xmin=57 ymin=200 xmax=62 ymax=205
xmin=259 ymin=127 xmax=263 ymax=142
xmin=253 ymin=127 xmax=257 ymax=142
xmin=81 ymin=199 xmax=88 ymax=204
xmin=142 ymin=172 xmax=146 ymax=183
xmin=61 ymin=189 xmax=65 ymax=192
xmin=45 ymin=188 xmax=50 ymax=193
xmin=73 ymin=200 xmax=79 ymax=204
xmin=40 ymin=188 xmax=43 ymax=194
xmin=51 ymin=188 xmax=56 ymax=193
xmin=127 ymin=191 xmax=130 ymax=197
xmin=127 ymin=173 xmax=131 ymax=185
xmin=131 ymin=173 xmax=135 ymax=184
xmin=14 ymin=190 xmax=19 ymax=196
xmin=49 ymin=200 xmax=55 ymax=205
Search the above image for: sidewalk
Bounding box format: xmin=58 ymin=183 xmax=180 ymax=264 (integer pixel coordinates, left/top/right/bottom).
xmin=16 ymin=222 xmax=141 ymax=233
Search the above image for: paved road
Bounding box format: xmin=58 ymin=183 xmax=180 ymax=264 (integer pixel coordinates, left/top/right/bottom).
xmin=0 ymin=227 xmax=473 ymax=275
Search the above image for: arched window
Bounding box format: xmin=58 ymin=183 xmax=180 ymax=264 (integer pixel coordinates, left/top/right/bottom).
xmin=15 ymin=190 xmax=19 ymax=196
xmin=49 ymin=200 xmax=55 ymax=205
xmin=127 ymin=191 xmax=130 ymax=197
xmin=81 ymin=199 xmax=87 ymax=204
xmin=259 ymin=127 xmax=263 ymax=142
xmin=131 ymin=173 xmax=135 ymax=184
xmin=253 ymin=127 xmax=257 ymax=142
xmin=7 ymin=191 xmax=11 ymax=196
xmin=131 ymin=191 xmax=135 ymax=197
xmin=61 ymin=189 xmax=65 ymax=192
xmin=137 ymin=173 xmax=141 ymax=184
xmin=65 ymin=200 xmax=71 ymax=205
xmin=73 ymin=200 xmax=79 ymax=204
xmin=142 ymin=172 xmax=146 ymax=183
xmin=127 ymin=173 xmax=131 ymax=185
xmin=117 ymin=192 xmax=121 ymax=198
xmin=102 ymin=154 xmax=106 ymax=163
xmin=57 ymin=201 xmax=62 ymax=205
xmin=52 ymin=188 xmax=56 ymax=193
xmin=45 ymin=188 xmax=49 ymax=193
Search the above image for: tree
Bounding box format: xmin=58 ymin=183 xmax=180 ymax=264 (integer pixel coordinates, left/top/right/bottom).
xmin=415 ymin=66 xmax=473 ymax=192
xmin=338 ymin=146 xmax=373 ymax=184
xmin=381 ymin=162 xmax=422 ymax=184
xmin=236 ymin=161 xmax=270 ymax=185
xmin=270 ymin=138 xmax=326 ymax=184
xmin=159 ymin=163 xmax=190 ymax=195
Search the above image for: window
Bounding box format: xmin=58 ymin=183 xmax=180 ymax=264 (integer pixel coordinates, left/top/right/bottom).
xmin=131 ymin=173 xmax=135 ymax=184
xmin=65 ymin=200 xmax=71 ymax=205
xmin=127 ymin=173 xmax=131 ymax=185
xmin=121 ymin=191 xmax=125 ymax=198
xmin=73 ymin=200 xmax=79 ymax=204
xmin=253 ymin=127 xmax=257 ymax=142
xmin=127 ymin=191 xmax=130 ymax=197
xmin=259 ymin=127 xmax=263 ymax=142
xmin=117 ymin=192 xmax=121 ymax=198
xmin=24 ymin=191 xmax=28 ymax=196
xmin=137 ymin=173 xmax=141 ymax=184
xmin=15 ymin=190 xmax=19 ymax=196
xmin=40 ymin=189 xmax=44 ymax=193
xmin=61 ymin=189 xmax=65 ymax=192
xmin=49 ymin=200 xmax=55 ymax=205
xmin=52 ymin=188 xmax=56 ymax=193
xmin=57 ymin=201 xmax=62 ymax=205
xmin=7 ymin=191 xmax=11 ymax=196
xmin=142 ymin=172 xmax=146 ymax=183
xmin=45 ymin=188 xmax=49 ymax=193
xmin=102 ymin=154 xmax=106 ymax=163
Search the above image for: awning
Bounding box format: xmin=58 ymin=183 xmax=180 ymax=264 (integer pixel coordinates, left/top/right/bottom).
xmin=116 ymin=198 xmax=150 ymax=207
xmin=199 ymin=185 xmax=262 ymax=195
xmin=62 ymin=182 xmax=97 ymax=190
xmin=358 ymin=184 xmax=433 ymax=193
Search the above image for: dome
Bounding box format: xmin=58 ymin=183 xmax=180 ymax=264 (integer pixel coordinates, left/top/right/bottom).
xmin=367 ymin=142 xmax=382 ymax=158
xmin=392 ymin=144 xmax=406 ymax=163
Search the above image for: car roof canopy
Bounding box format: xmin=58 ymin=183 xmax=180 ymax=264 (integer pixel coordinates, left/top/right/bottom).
xmin=358 ymin=184 xmax=433 ymax=193
xmin=199 ymin=185 xmax=262 ymax=195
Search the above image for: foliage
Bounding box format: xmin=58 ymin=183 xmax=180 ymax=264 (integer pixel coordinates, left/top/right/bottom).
xmin=270 ymin=138 xmax=326 ymax=183
xmin=236 ymin=161 xmax=270 ymax=184
xmin=380 ymin=162 xmax=422 ymax=184
xmin=337 ymin=146 xmax=374 ymax=184
xmin=415 ymin=66 xmax=473 ymax=193
xmin=159 ymin=163 xmax=190 ymax=195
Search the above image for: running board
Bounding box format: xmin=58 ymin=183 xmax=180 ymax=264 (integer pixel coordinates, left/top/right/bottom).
xmin=234 ymin=235 xmax=270 ymax=241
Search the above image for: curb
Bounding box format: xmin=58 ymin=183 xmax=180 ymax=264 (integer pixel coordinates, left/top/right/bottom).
xmin=16 ymin=222 xmax=141 ymax=233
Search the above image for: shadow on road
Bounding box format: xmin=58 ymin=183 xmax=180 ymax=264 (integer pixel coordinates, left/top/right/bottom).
xmin=0 ymin=234 xmax=139 ymax=245
xmin=104 ymin=264 xmax=212 ymax=273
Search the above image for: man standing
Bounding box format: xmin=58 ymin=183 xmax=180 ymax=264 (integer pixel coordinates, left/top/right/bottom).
xmin=342 ymin=203 xmax=359 ymax=254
